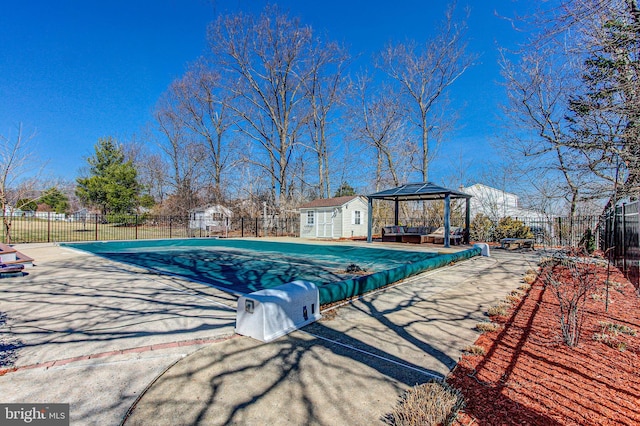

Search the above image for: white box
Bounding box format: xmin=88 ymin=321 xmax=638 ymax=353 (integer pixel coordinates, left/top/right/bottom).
xmin=235 ymin=280 xmax=321 ymax=342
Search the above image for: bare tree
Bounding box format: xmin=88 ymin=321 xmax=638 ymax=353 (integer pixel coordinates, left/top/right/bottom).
xmin=207 ymin=6 xmax=319 ymax=209
xmin=168 ymin=61 xmax=236 ymax=202
xmin=499 ymin=48 xmax=586 ymax=221
xmin=564 ymin=0 xmax=640 ymax=196
xmin=515 ymin=0 xmax=640 ymax=201
xmin=350 ymin=75 xmax=408 ymax=191
xmin=155 ymin=95 xmax=208 ymax=216
xmin=304 ymin=41 xmax=350 ymax=199
xmin=0 ymin=124 xmax=43 ymax=243
xmin=376 ymin=2 xmax=475 ymax=182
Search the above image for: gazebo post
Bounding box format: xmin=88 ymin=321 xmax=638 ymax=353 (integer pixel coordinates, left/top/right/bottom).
xmin=394 ymin=199 xmax=399 ymax=226
xmin=444 ymin=194 xmax=451 ymax=248
xmin=465 ymin=197 xmax=471 ymax=244
xmin=367 ymin=197 xmax=373 ymax=243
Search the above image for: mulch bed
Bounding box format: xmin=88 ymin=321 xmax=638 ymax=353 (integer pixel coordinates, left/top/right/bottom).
xmin=447 ymin=261 xmax=640 ymax=425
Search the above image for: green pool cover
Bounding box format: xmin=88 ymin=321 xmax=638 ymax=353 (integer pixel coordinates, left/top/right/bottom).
xmin=63 ymin=239 xmax=480 ymax=305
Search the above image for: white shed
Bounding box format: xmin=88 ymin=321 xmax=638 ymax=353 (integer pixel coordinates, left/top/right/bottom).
xmin=298 ymin=196 xmax=369 ymax=239
xmin=189 ymin=205 xmax=233 ymax=234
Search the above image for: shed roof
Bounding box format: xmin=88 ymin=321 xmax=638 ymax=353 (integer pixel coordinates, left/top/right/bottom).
xmin=298 ymin=195 xmax=362 ymax=209
xmin=367 ymin=182 xmax=471 ymax=201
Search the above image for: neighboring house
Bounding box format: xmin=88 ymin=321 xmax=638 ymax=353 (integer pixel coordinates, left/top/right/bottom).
xmin=298 ymin=195 xmax=368 ymax=239
xmin=189 ymin=205 xmax=234 ymax=233
xmin=462 ymin=183 xmax=546 ymax=223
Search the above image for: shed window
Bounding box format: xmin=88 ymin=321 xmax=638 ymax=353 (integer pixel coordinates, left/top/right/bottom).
xmin=307 ymin=211 xmax=315 ymax=225
xmin=352 ymin=210 xmax=361 ymax=225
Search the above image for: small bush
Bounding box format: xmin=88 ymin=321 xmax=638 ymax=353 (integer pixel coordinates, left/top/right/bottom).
xmin=470 ymin=213 xmax=495 ymax=243
xmin=523 ymin=274 xmax=537 ymax=284
xmin=464 ymin=345 xmax=486 ymax=355
xmin=487 ymin=304 xmax=508 ymax=317
xmin=578 ymin=228 xmax=596 ymax=254
xmin=504 ymin=294 xmax=521 ymax=304
xmin=599 ymin=321 xmax=636 ymax=336
xmin=475 ymin=322 xmax=501 ymax=333
xmin=386 ymin=381 xmax=465 ymax=426
xmin=593 ymin=332 xmax=627 ymax=352
xmin=518 ymin=283 xmax=532 ymax=291
xmin=494 ymin=217 xmax=532 ymax=241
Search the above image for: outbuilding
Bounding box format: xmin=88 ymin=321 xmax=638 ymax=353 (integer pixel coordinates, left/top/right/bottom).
xmin=299 ymin=195 xmax=368 ymax=239
xmin=189 ymin=205 xmax=233 ymax=235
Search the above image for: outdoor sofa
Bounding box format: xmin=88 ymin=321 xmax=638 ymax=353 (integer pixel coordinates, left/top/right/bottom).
xmin=381 ymin=226 xmax=436 ymax=243
xmin=424 ymin=226 xmax=464 ymax=245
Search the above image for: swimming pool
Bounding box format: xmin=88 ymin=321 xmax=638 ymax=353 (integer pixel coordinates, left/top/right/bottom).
xmin=62 ymin=239 xmax=480 ymax=305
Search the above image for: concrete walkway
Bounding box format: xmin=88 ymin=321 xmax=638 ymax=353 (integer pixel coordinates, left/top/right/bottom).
xmin=0 ymin=243 xmax=540 ymax=425
xmin=0 ymin=244 xmax=238 ymax=425
xmin=123 ymin=249 xmax=540 ymax=425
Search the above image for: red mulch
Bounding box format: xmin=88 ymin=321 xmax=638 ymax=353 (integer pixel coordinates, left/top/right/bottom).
xmin=447 ymin=262 xmax=640 ymax=426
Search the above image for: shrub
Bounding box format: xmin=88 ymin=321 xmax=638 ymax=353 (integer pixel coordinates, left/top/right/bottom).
xmin=578 ymin=228 xmax=597 ymax=254
xmin=523 ymin=274 xmax=537 ymax=284
xmin=599 ymin=321 xmax=636 ymax=336
xmin=493 ymin=217 xmax=532 ymax=241
xmin=475 ymin=322 xmax=501 ymax=332
xmin=505 ymin=294 xmax=521 ymax=304
xmin=106 ymin=213 xmax=138 ymax=226
xmin=470 ymin=213 xmax=495 ymax=242
xmin=386 ymin=381 xmax=465 ymax=426
xmin=593 ymin=332 xmax=627 ymax=351
xmin=487 ymin=304 xmax=508 ymax=317
xmin=518 ymin=283 xmax=532 ymax=291
xmin=540 ymin=249 xmax=600 ymax=347
xmin=464 ymin=345 xmax=486 ymax=355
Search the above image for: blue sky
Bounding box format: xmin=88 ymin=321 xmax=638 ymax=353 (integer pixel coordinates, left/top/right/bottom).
xmin=0 ymin=0 xmax=531 ymax=186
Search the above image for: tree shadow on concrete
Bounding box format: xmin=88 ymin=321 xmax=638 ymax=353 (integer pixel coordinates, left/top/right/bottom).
xmin=123 ymin=252 xmax=557 ymax=425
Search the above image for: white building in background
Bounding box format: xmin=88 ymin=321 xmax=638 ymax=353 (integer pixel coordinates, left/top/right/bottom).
xmin=298 ymin=195 xmax=368 ymax=239
xmin=189 ymin=205 xmax=233 ymax=234
xmin=462 ymin=183 xmax=546 ymax=223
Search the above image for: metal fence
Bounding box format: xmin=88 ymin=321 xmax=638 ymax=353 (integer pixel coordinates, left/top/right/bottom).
xmin=375 ymin=213 xmax=602 ymax=248
xmin=0 ymin=214 xmax=300 ymax=244
xmin=513 ymin=216 xmax=602 ymax=248
xmin=601 ymin=199 xmax=640 ymax=290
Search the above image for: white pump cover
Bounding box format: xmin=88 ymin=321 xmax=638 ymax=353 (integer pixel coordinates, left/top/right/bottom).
xmin=235 ymin=280 xmax=322 ymax=342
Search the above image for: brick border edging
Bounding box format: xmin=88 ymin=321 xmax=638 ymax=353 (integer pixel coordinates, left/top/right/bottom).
xmin=0 ymin=334 xmax=239 ymax=376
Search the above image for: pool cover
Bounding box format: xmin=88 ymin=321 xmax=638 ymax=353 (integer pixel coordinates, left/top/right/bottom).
xmin=63 ymin=239 xmax=480 ymax=305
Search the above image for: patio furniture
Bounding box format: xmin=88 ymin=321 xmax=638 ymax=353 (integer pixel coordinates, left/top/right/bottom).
xmin=500 ymin=238 xmax=535 ymax=250
xmin=425 ymin=227 xmax=464 ymax=245
xmin=381 ymin=226 xmax=435 ymax=243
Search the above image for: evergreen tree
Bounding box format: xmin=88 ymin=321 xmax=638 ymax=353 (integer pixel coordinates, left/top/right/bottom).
xmin=76 ymin=137 xmax=140 ymax=214
xmin=334 ymin=182 xmax=357 ymax=197
xmin=39 ymin=187 xmax=69 ymax=214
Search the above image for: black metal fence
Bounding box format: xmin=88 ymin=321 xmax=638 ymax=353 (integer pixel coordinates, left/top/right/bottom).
xmin=512 ymin=216 xmax=602 ymax=248
xmin=0 ymin=214 xmax=300 ymax=244
xmin=601 ymin=199 xmax=640 ymax=290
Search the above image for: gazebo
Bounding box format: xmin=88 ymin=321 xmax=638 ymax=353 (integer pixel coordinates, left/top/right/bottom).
xmin=366 ymin=182 xmax=472 ymax=247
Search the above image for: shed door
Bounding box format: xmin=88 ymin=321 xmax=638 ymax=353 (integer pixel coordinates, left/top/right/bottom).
xmin=316 ymin=210 xmax=334 ymax=238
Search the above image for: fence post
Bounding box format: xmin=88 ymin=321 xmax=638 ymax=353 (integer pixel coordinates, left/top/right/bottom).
xmin=241 ymin=217 xmax=244 ymax=238
xmin=47 ymin=211 xmax=51 ymax=243
xmin=622 ymin=203 xmax=627 ymax=275
xmin=169 ymin=217 xmax=172 ymax=239
xmin=95 ymin=214 xmax=99 ymax=241
xmin=557 ymin=217 xmax=563 ymax=246
xmin=255 ymin=217 xmax=259 ymax=237
xmin=135 ymin=214 xmax=139 ymax=240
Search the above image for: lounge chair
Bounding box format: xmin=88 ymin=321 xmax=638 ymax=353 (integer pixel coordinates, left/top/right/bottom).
xmin=425 ymin=227 xmax=464 ymax=245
